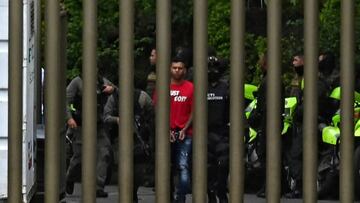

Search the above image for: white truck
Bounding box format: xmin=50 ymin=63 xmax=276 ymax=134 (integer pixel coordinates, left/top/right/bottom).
xmin=0 ymin=0 xmax=41 ymax=202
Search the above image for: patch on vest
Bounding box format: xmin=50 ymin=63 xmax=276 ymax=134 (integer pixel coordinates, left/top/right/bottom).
xmin=207 ymin=93 xmax=223 ymax=100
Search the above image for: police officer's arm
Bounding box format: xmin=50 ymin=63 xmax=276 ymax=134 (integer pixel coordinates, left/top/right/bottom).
xmin=66 ymin=76 xmax=81 ymax=128
xmin=225 ymin=87 xmax=230 ymax=126
xmin=138 ymin=91 xmax=155 ymax=144
xmin=318 ymin=80 xmax=331 ymax=119
xmin=138 ymin=91 xmax=154 ymax=116
xmin=102 ymin=77 xmax=118 ymax=94
xmin=248 ymin=79 xmax=266 ymax=129
xmin=103 ymin=94 xmax=119 ymax=124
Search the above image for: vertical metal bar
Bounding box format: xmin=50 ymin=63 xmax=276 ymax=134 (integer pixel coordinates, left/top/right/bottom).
xmin=82 ymin=0 xmax=97 ymax=202
xmin=303 ymin=0 xmax=318 ymax=202
xmin=119 ymin=0 xmax=134 ymax=202
xmin=60 ymin=10 xmax=68 ymax=196
xmin=340 ymin=0 xmax=355 ymax=202
xmin=155 ymin=0 xmax=171 ymax=202
xmin=8 ymin=0 xmax=23 ymax=202
xmin=193 ymin=0 xmax=207 ymax=202
xmin=266 ymin=0 xmax=281 ymax=202
xmin=229 ymin=0 xmax=245 ymax=202
xmin=45 ymin=0 xmax=61 ymax=202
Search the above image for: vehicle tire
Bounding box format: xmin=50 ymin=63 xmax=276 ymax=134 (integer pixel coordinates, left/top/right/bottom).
xmin=354 ymin=146 xmax=360 ymax=200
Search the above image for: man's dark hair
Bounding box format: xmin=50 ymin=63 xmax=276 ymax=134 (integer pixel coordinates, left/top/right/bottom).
xmin=171 ymin=56 xmax=187 ymax=68
xmin=293 ymin=54 xmax=304 ymax=59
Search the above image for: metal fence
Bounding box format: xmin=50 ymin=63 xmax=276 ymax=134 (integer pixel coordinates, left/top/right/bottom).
xmin=8 ymin=0 xmax=355 ymax=203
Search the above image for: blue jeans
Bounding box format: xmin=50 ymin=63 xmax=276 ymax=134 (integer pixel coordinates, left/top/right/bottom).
xmin=172 ymin=137 xmax=192 ymax=200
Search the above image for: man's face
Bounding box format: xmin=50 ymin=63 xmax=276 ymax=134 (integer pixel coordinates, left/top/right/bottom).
xmin=149 ymin=49 xmax=157 ymax=65
xmin=170 ymin=62 xmax=186 ymax=81
xmin=292 ymin=56 xmax=304 ymax=68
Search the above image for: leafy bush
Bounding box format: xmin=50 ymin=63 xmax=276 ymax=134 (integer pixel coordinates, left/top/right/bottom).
xmin=59 ymin=0 xmax=360 ymax=88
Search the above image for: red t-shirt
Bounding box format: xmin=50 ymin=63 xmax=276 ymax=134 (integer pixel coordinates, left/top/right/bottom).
xmin=170 ymin=80 xmax=194 ymax=136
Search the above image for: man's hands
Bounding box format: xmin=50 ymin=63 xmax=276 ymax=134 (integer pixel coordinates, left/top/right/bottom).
xmin=170 ymin=129 xmax=186 ymax=143
xmin=178 ymin=129 xmax=186 ymax=140
xmin=170 ymin=131 xmax=176 ymax=142
xmin=67 ymin=118 xmax=78 ymax=129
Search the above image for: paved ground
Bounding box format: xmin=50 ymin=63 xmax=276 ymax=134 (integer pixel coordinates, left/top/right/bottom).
xmin=57 ymin=183 xmax=347 ymax=203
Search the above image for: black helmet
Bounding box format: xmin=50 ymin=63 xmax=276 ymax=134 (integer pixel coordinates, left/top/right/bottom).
xmin=208 ymin=56 xmax=220 ymax=69
xmin=319 ymin=51 xmax=335 ymax=75
xmin=208 ymin=56 xmax=221 ymax=83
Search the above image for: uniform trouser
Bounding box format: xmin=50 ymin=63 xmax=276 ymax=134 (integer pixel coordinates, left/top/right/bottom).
xmin=207 ymin=131 xmax=229 ymax=197
xmin=171 ymin=137 xmax=192 ymax=200
xmin=287 ymin=122 xmax=303 ymax=184
xmin=208 ymin=161 xmax=228 ymax=196
xmin=66 ymin=125 xmax=113 ymax=190
xmin=256 ymin=129 xmax=266 ymax=166
xmin=65 ymin=128 xmax=74 ymax=167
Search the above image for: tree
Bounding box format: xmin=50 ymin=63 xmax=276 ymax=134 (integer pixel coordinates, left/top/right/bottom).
xmin=60 ymin=0 xmax=360 ymax=88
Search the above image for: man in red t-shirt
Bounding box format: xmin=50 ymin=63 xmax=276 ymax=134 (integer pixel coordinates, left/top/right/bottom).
xmin=169 ymin=57 xmax=193 ymax=203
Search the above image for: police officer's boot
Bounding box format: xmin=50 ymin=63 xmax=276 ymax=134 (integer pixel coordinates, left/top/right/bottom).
xmin=256 ymin=185 xmax=266 ymax=198
xmin=284 ymin=177 xmax=301 ymax=199
xmin=65 ymin=181 xmax=74 ymax=195
xmin=218 ymin=193 xmax=228 ymax=203
xmin=172 ymin=194 xmax=185 ymax=203
xmin=96 ymin=189 xmax=108 ymax=198
xmin=208 ymin=191 xmax=217 ymax=203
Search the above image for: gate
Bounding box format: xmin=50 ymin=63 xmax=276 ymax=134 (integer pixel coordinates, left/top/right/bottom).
xmin=7 ymin=0 xmax=356 ymax=202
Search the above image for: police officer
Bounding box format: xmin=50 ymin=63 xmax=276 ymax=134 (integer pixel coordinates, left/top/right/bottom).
xmin=285 ymin=53 xmax=335 ymax=198
xmin=145 ymin=48 xmax=157 ymax=97
xmin=284 ymin=54 xmax=305 ymax=198
xmin=65 ymin=75 xmax=115 ymax=198
xmin=248 ymin=52 xmax=285 ymax=197
xmin=206 ymin=55 xmax=229 ymax=203
xmin=103 ymin=88 xmax=154 ymax=202
xmin=319 ymin=51 xmax=339 ymax=91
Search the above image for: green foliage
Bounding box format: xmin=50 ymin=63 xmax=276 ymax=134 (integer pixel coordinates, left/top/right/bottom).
xmin=319 ymin=0 xmax=340 ymax=55
xmin=63 ymin=0 xmax=157 ymax=83
xmin=59 ymin=0 xmax=360 ymax=89
xmin=207 ymin=0 xmax=265 ymax=84
xmin=62 ymin=0 xmax=196 ymax=86
xmin=319 ymin=0 xmax=360 ymax=64
xmin=208 ymin=0 xmax=230 ymax=58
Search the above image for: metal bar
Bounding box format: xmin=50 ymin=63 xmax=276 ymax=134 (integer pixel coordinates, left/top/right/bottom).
xmin=119 ymin=0 xmax=134 ymax=202
xmin=60 ymin=10 xmax=68 ymax=196
xmin=303 ymin=0 xmax=318 ymax=202
xmin=82 ymin=0 xmax=97 ymax=202
xmin=266 ymin=0 xmax=281 ymax=201
xmin=44 ymin=0 xmax=61 ymax=202
xmin=229 ymin=0 xmax=245 ymax=202
xmin=193 ymin=0 xmax=208 ymax=202
xmin=8 ymin=0 xmax=23 ymax=202
xmin=155 ymin=0 xmax=171 ymax=202
xmin=340 ymin=0 xmax=355 ymax=202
